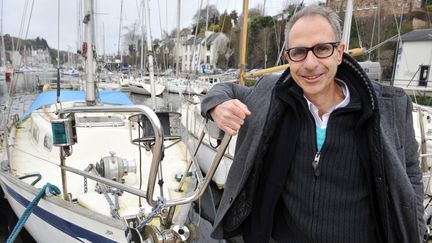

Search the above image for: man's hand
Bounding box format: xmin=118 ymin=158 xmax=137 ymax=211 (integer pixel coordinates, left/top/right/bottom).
xmin=210 ymin=99 xmax=251 ymax=136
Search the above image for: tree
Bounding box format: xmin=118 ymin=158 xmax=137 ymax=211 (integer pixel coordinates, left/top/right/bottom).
xmin=249 ymin=8 xmax=263 ymax=19
xmin=250 ymin=16 xmax=274 ymax=29
xmin=193 ymin=5 xmax=220 ymax=26
xmin=123 ymin=22 xmax=141 ymax=64
xmin=192 ymin=5 xmax=220 ymax=34
xmin=169 ymin=28 xmax=192 ymax=38
xmin=219 ymin=11 xmax=233 ymax=33
xmin=229 ymin=10 xmax=239 ymax=25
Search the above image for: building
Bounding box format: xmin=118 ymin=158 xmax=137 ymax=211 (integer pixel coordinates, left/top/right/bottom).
xmin=393 ymin=28 xmax=432 ymax=88
xmin=156 ymin=29 xmax=191 ymax=72
xmin=326 ymin=0 xmax=423 ymax=17
xmin=180 ymin=31 xmax=230 ymax=73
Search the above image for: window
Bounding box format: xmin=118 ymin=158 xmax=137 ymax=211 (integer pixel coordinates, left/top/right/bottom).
xmin=44 ymin=135 xmax=52 ymax=151
xmin=206 ymin=56 xmax=210 ymax=63
xmin=32 ymin=126 xmax=39 ymax=141
xmin=207 ymin=45 xmax=211 ymax=51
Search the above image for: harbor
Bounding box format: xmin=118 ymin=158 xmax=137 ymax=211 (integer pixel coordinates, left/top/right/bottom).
xmin=0 ymin=70 xmax=226 ymax=243
xmin=0 ymin=0 xmax=432 ymax=242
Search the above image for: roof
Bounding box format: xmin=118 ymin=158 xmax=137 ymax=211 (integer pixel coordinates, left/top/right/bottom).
xmin=184 ymin=36 xmax=205 ymax=45
xmin=399 ymin=28 xmax=432 ymax=42
xmin=206 ymin=32 xmax=223 ymax=45
xmin=19 ymin=90 xmax=133 ymax=123
xmin=183 ymin=32 xmax=228 ymax=46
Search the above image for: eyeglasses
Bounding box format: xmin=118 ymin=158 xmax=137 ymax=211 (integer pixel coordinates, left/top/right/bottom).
xmin=285 ymin=42 xmax=340 ymax=62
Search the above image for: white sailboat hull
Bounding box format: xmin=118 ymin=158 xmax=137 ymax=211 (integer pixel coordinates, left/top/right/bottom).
xmin=166 ymin=85 xmax=202 ymax=95
xmin=0 ymin=94 xmax=197 ymax=242
xmin=0 ymin=172 xmax=126 ymax=243
xmin=128 ymin=81 xmax=165 ymax=96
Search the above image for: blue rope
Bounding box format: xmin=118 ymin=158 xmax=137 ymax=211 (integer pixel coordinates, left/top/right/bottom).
xmin=7 ymin=183 xmax=61 ymax=243
xmin=18 ymin=173 xmax=42 ymax=186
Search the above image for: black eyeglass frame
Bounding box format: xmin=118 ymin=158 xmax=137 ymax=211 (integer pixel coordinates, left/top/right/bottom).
xmin=285 ymin=42 xmax=340 ymax=62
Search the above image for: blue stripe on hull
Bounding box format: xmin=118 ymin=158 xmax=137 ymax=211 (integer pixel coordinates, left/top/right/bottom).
xmin=4 ymin=183 xmax=119 ymax=243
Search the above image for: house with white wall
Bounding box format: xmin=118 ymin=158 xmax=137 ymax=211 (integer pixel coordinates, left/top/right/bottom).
xmin=393 ymin=28 xmax=432 ymax=88
xmin=180 ymin=31 xmax=230 ymax=73
xmin=181 ymin=35 xmax=205 ymax=72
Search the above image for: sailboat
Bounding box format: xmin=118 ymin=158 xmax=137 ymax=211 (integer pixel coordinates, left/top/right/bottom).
xmin=128 ymin=74 xmax=165 ymax=96
xmin=0 ymin=1 xmax=228 ymax=242
xmin=128 ymin=1 xmax=165 ymax=97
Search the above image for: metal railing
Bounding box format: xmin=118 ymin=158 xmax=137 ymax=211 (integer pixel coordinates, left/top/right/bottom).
xmin=56 ymin=104 xmax=231 ymax=208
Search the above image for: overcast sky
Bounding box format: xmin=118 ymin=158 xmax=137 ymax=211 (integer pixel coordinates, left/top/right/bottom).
xmin=2 ymin=0 xmax=316 ymax=54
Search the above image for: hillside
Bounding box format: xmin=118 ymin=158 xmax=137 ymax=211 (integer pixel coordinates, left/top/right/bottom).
xmin=1 ymin=34 xmax=73 ymax=65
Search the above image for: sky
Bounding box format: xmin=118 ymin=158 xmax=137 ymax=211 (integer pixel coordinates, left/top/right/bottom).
xmin=1 ymin=0 xmax=315 ymax=54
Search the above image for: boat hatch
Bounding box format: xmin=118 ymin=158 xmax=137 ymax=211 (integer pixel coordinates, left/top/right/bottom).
xmin=76 ymin=115 xmax=125 ymax=127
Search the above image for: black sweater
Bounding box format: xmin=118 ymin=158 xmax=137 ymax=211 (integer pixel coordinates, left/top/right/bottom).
xmin=244 ymin=81 xmax=379 ymax=243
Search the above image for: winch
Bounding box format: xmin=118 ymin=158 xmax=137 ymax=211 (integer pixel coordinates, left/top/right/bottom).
xmin=96 ymin=152 xmax=137 ymax=181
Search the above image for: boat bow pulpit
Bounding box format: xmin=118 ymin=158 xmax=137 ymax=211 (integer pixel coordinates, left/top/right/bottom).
xmin=47 ymin=104 xmax=232 ymax=242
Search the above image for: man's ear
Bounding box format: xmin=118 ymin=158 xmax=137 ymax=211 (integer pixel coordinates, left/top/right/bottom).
xmin=337 ymin=43 xmax=345 ymax=64
xmin=284 ymin=51 xmax=290 ymax=63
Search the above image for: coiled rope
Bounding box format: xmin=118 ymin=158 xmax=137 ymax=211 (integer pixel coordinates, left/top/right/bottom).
xmin=7 ymin=183 xmax=60 ymax=243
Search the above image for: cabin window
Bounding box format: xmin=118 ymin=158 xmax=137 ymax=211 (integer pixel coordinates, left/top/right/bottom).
xmin=44 ymin=135 xmax=53 ymax=151
xmin=76 ymin=115 xmax=125 ymax=127
xmin=32 ymin=126 xmax=39 ymax=141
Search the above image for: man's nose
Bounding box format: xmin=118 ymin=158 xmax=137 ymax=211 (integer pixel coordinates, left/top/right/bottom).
xmin=303 ymin=50 xmax=319 ymax=69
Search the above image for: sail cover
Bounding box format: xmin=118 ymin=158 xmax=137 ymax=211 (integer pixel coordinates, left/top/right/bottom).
xmin=19 ymin=90 xmax=133 ymax=123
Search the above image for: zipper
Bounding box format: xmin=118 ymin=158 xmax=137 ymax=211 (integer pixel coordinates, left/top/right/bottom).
xmin=312 ymin=152 xmax=321 ymax=177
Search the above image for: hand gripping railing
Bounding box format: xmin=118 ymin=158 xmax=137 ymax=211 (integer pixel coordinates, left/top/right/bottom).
xmin=57 ymin=105 xmax=232 ymax=208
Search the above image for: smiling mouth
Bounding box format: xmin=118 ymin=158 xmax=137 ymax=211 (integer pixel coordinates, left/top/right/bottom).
xmin=302 ymin=74 xmax=322 ymax=81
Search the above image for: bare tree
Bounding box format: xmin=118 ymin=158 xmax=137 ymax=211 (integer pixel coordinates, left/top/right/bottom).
xmin=122 ymin=21 xmax=141 ymax=65
xmin=192 ymin=4 xmax=220 ymax=32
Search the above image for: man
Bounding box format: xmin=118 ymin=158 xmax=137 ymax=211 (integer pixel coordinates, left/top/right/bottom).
xmin=201 ymin=5 xmax=424 ymax=243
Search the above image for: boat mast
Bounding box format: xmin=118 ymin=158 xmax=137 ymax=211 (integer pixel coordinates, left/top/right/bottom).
xmin=56 ymin=0 xmax=61 ymax=103
xmin=239 ymin=0 xmax=249 ymax=85
xmin=341 ymin=0 xmax=353 ymax=51
xmin=0 ymin=0 xmax=6 ymax=67
xmin=118 ymin=0 xmax=124 ymax=63
xmin=84 ymin=0 xmax=96 ymax=105
xmin=175 ymin=0 xmax=181 ymax=78
xmin=143 ymin=0 xmax=156 ymax=109
xmin=140 ymin=2 xmax=145 ymax=76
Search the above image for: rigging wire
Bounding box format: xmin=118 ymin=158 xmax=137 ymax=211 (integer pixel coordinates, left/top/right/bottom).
xmin=189 ymin=0 xmax=204 ymax=73
xmin=16 ymin=0 xmax=29 ymax=52
xmin=275 ymin=0 xmax=303 ymax=66
xmin=23 ymin=0 xmax=35 ymax=47
xmin=156 ymin=0 xmax=166 ymax=70
xmin=203 ymin=0 xmax=210 ymax=67
xmin=353 ymin=14 xmax=362 ymax=48
xmin=368 ymin=6 xmax=379 ymax=60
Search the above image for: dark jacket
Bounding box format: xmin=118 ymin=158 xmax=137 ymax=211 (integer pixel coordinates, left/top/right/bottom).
xmin=201 ymin=53 xmax=425 ymax=242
